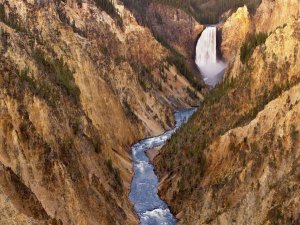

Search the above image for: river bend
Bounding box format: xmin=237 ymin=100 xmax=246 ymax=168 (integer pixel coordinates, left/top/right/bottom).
xmin=129 ymin=108 xmax=196 ymax=225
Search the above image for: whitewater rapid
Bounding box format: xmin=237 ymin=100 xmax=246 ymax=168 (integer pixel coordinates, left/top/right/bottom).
xmin=195 ymin=26 xmax=226 ymax=86
xmin=129 ymin=108 xmax=196 ymax=225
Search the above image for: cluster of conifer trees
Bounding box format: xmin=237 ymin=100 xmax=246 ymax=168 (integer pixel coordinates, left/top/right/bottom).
xmin=240 ymin=32 xmax=268 ymax=64
xmin=94 ymin=0 xmax=123 ymax=27
xmin=122 ymin=0 xmax=262 ymax=24
xmin=191 ymin=0 xmax=262 ymax=23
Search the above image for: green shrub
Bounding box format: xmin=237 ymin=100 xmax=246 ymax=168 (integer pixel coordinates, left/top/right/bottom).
xmin=290 ymin=125 xmax=298 ymax=143
xmin=186 ymin=87 xmax=198 ymax=100
xmin=93 ymin=140 xmax=102 ymax=154
xmin=33 ymin=49 xmax=81 ymax=103
xmin=167 ymin=51 xmax=203 ymax=92
xmin=105 ymin=159 xmax=123 ymax=193
xmin=94 ymin=0 xmax=123 ymax=27
xmin=240 ymin=32 xmax=268 ymax=64
xmin=137 ymin=65 xmax=152 ymax=91
xmin=0 ymin=4 xmax=27 ymax=33
xmin=130 ymin=62 xmax=156 ymax=92
xmin=17 ymin=66 xmax=59 ymax=106
xmin=123 ymin=100 xmax=139 ymax=123
xmin=156 ymin=78 xmax=163 ymax=91
xmin=53 ymin=58 xmax=80 ymax=102
xmin=0 ymin=28 xmax=9 ymax=51
xmin=105 ymin=159 xmax=113 ymax=171
xmin=18 ymin=66 xmax=34 ymax=87
xmin=250 ymin=142 xmax=259 ymax=152
xmin=0 ymin=4 xmax=5 ymax=22
xmin=204 ymin=78 xmax=236 ymax=105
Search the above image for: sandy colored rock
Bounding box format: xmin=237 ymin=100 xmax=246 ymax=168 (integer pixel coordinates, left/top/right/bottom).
xmin=146 ymin=146 xmax=162 ymax=163
xmin=146 ymin=2 xmax=204 ymax=58
xmin=155 ymin=9 xmax=300 ymax=225
xmin=0 ymin=0 xmax=202 ymax=224
xmin=220 ymin=6 xmax=252 ymax=61
xmin=254 ymin=0 xmax=300 ymax=33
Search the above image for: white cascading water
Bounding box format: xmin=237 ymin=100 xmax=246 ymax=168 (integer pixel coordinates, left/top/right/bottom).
xmin=195 ymin=26 xmax=226 ymax=86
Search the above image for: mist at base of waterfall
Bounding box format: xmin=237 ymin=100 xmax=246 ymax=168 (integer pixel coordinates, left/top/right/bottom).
xmin=197 ymin=61 xmax=227 ymax=86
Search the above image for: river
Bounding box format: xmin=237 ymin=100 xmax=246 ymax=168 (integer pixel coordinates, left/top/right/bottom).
xmin=129 ymin=108 xmax=197 ymax=225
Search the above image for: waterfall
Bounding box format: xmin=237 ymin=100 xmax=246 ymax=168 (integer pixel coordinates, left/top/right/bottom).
xmin=195 ymin=26 xmax=226 ymax=86
xmin=195 ymin=27 xmax=217 ymax=65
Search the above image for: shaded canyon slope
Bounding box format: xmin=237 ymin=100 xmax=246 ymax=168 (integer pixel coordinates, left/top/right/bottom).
xmin=0 ymin=0 xmax=203 ymax=224
xmin=121 ymin=0 xmax=263 ymax=85
xmin=155 ymin=1 xmax=300 ymax=225
xmin=122 ymin=0 xmax=206 ymax=88
xmin=122 ymin=0 xmax=203 ymax=58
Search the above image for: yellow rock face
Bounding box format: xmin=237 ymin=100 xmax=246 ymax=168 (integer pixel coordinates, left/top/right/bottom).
xmin=155 ymin=10 xmax=300 ymax=225
xmin=0 ymin=0 xmax=202 ymax=224
xmin=254 ymin=0 xmax=300 ymax=33
xmin=220 ymin=6 xmax=252 ymax=61
xmin=184 ymin=81 xmax=300 ymax=225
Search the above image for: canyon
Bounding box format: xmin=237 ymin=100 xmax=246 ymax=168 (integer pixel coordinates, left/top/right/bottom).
xmin=0 ymin=0 xmax=202 ymax=224
xmin=0 ymin=0 xmax=299 ymax=224
xmin=155 ymin=1 xmax=300 ymax=225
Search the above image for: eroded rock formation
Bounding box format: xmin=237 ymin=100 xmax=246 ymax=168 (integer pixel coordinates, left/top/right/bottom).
xmin=155 ymin=1 xmax=300 ymax=224
xmin=0 ymin=0 xmax=202 ymax=224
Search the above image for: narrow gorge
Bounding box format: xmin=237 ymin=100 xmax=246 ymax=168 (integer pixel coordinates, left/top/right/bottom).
xmin=129 ymin=23 xmax=225 ymax=224
xmin=0 ymin=0 xmax=299 ymax=225
xmin=155 ymin=1 xmax=300 ymax=225
xmin=0 ymin=0 xmax=202 ymax=224
xmin=129 ymin=108 xmax=196 ymax=225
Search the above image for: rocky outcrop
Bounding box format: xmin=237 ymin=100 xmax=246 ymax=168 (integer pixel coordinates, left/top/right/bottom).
xmin=220 ymin=6 xmax=252 ymax=61
xmin=0 ymin=0 xmax=202 ymax=224
xmin=220 ymin=0 xmax=300 ymax=63
xmin=0 ymin=162 xmax=59 ymax=225
xmin=122 ymin=0 xmax=205 ymax=79
xmin=172 ymin=78 xmax=300 ymax=225
xmin=0 ymin=58 xmax=138 ymax=225
xmin=155 ymin=8 xmax=300 ymax=225
xmin=254 ymin=0 xmax=300 ymax=33
xmin=145 ymin=2 xmax=203 ymax=58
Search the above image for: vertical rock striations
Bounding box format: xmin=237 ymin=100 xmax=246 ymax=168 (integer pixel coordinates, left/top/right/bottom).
xmin=155 ymin=1 xmax=300 ymax=224
xmin=0 ymin=0 xmax=203 ymax=224
xmin=220 ymin=6 xmax=251 ymax=62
